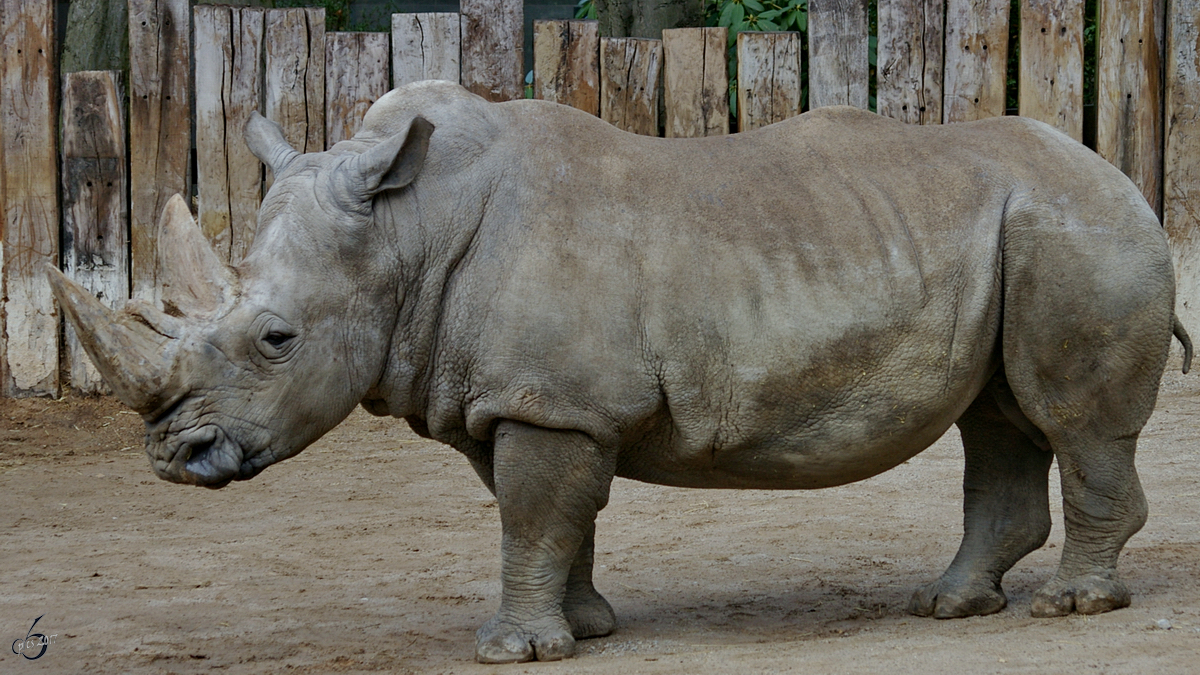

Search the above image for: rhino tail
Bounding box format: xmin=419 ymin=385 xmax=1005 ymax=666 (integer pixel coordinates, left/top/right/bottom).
xmin=1174 ymin=314 xmax=1193 ymax=374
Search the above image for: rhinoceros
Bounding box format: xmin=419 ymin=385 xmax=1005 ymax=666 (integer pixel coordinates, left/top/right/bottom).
xmin=47 ymin=80 xmax=1192 ymax=663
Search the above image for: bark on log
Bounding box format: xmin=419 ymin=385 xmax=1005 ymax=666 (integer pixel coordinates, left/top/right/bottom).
xmin=61 ymin=0 xmax=128 ymax=73
xmin=600 ymin=37 xmax=663 ymax=136
xmin=326 ymin=32 xmax=392 ymax=146
xmin=265 ymin=7 xmax=326 ymax=189
xmin=595 ymin=0 xmax=704 ymax=39
xmin=737 ymin=31 xmax=802 ymax=132
xmin=461 ymin=0 xmax=523 ymax=102
xmin=943 ymin=0 xmax=1010 ymax=121
xmin=1019 ymin=0 xmax=1084 ymax=141
xmin=1164 ymin=0 xmax=1200 ymax=349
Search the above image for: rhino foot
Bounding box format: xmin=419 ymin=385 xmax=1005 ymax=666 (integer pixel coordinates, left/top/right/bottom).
xmin=908 ymin=578 xmax=1007 ymax=618
xmin=475 ymin=616 xmax=575 ymax=664
xmin=563 ymin=586 xmax=617 ymax=639
xmin=1031 ymin=574 xmax=1130 ymax=618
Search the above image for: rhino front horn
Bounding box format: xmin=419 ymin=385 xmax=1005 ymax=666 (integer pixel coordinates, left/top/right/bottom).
xmin=156 ymin=193 xmax=237 ymax=318
xmin=44 ymin=264 xmax=180 ymax=415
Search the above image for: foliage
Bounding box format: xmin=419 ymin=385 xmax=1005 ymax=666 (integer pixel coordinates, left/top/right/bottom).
xmin=575 ymin=0 xmax=597 ymax=20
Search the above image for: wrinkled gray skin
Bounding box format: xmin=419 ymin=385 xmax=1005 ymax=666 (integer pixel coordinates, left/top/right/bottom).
xmin=52 ymin=81 xmax=1192 ymax=663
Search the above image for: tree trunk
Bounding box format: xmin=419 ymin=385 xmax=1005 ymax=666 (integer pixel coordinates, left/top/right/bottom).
xmin=61 ymin=0 xmax=128 ymax=72
xmin=596 ymin=0 xmax=705 ymax=38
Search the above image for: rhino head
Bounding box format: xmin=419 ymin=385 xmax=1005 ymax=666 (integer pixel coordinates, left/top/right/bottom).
xmin=47 ymin=110 xmax=436 ymax=488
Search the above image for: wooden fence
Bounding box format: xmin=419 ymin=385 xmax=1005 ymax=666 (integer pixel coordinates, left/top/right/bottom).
xmin=1 ymin=0 xmax=1199 ymax=397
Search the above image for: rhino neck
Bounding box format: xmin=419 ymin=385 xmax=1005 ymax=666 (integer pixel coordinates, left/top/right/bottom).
xmin=361 ymin=157 xmax=502 ymax=420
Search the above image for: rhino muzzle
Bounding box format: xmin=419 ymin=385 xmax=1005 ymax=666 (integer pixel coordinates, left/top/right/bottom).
xmin=150 ymin=423 xmax=247 ymax=489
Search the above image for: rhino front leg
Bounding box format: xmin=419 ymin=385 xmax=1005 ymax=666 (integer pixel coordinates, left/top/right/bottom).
xmin=911 ymin=380 xmax=1053 ymax=618
xmin=476 ymin=420 xmax=616 ymax=664
xmin=563 ymin=522 xmax=617 ymax=639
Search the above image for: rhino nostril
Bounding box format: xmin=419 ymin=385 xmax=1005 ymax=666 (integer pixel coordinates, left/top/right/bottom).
xmin=183 ymin=436 xmax=215 ymax=462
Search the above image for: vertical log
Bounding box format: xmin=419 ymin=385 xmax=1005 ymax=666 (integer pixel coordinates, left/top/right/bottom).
xmin=265 ymin=7 xmax=326 ymax=189
xmin=808 ymin=0 xmax=869 ymax=109
xmin=128 ymin=0 xmax=190 ymax=301
xmin=877 ymin=0 xmax=945 ymax=124
xmin=392 ymin=12 xmax=461 ymax=87
xmin=1019 ymin=0 xmax=1084 ymax=141
xmin=533 ymin=20 xmax=600 ymax=115
xmin=195 ymin=6 xmax=265 ymax=266
xmin=461 ymin=0 xmax=523 ymax=102
xmin=0 ymin=0 xmax=58 ymax=396
xmin=1097 ymin=0 xmax=1163 ymax=213
xmin=326 ymin=32 xmax=392 ymax=146
xmin=600 ymin=37 xmax=663 ymax=136
xmin=663 ymin=27 xmax=729 ymax=137
xmin=1164 ymin=0 xmax=1200 ymax=346
xmin=61 ymin=71 xmax=128 ymax=394
xmin=737 ymin=31 xmax=803 ymax=132
xmin=943 ymin=0 xmax=1011 ymax=121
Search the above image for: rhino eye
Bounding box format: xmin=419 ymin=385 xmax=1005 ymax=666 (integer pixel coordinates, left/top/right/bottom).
xmin=263 ymin=331 xmax=293 ymax=349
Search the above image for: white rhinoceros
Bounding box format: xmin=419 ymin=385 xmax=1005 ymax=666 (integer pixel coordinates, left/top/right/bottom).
xmin=48 ymin=80 xmax=1192 ymax=663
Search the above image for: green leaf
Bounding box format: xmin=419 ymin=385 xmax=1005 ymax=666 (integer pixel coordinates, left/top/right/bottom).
xmin=757 ymin=18 xmax=780 ymax=30
xmin=732 ymin=3 xmax=745 ymax=26
xmin=758 ymin=9 xmax=782 ymax=20
xmin=744 ymin=0 xmax=765 ymax=11
xmin=720 ymin=2 xmax=736 ymax=27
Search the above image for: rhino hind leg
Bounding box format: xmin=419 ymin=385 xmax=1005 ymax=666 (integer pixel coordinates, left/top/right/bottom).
xmin=475 ymin=421 xmax=616 ymax=664
xmin=910 ymin=377 xmax=1053 ymax=618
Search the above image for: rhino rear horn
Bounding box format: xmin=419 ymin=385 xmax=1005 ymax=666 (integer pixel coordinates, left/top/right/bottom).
xmin=156 ymin=194 xmax=238 ymax=318
xmin=45 ymin=264 xmax=180 ymax=415
xmin=245 ymin=111 xmax=299 ymax=175
xmin=352 ymin=116 xmax=435 ymax=197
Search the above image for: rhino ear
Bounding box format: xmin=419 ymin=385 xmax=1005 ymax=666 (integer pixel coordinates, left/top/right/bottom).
xmin=245 ymin=111 xmax=300 ymax=175
xmin=353 ymin=116 xmax=435 ymax=197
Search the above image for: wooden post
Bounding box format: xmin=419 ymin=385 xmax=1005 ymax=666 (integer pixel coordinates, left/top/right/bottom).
xmin=0 ymin=0 xmax=59 ymax=396
xmin=461 ymin=0 xmax=523 ymax=102
xmin=737 ymin=31 xmax=802 ymax=132
xmin=662 ymin=27 xmax=729 ymax=137
xmin=265 ymin=7 xmax=326 ymax=190
xmin=195 ymin=6 xmax=265 ymax=266
xmin=877 ymin=0 xmax=944 ymax=124
xmin=807 ymin=0 xmax=869 ymax=109
xmin=392 ymin=12 xmax=461 ymax=87
xmin=128 ymin=0 xmax=190 ymax=301
xmin=943 ymin=0 xmax=1011 ymax=122
xmin=326 ymin=32 xmax=392 ymax=146
xmin=61 ymin=71 xmax=128 ymax=394
xmin=600 ymin=37 xmax=663 ymax=136
xmin=1097 ymin=0 xmax=1163 ymax=213
xmin=1164 ymin=0 xmax=1200 ymax=347
xmin=533 ymin=20 xmax=600 ymax=115
xmin=1019 ymin=0 xmax=1084 ymax=141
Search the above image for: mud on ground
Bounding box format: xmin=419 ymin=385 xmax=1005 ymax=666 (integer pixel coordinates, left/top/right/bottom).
xmin=2 ymin=373 xmax=1199 ymax=674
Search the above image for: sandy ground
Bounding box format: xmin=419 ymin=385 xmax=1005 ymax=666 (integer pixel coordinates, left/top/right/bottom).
xmin=2 ymin=373 xmax=1199 ymax=674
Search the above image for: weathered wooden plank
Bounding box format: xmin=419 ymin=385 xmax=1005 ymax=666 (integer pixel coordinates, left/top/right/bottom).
xmin=61 ymin=71 xmax=128 ymax=394
xmin=265 ymin=7 xmax=326 ymax=190
xmin=392 ymin=12 xmax=461 ymax=87
xmin=662 ymin=27 xmax=729 ymax=137
xmin=877 ymin=0 xmax=944 ymax=124
xmin=461 ymin=0 xmax=523 ymax=102
xmin=1019 ymin=0 xmax=1084 ymax=140
xmin=195 ymin=6 xmax=265 ymax=266
xmin=128 ymin=0 xmax=188 ymax=301
xmin=1164 ymin=0 xmax=1200 ymax=350
xmin=807 ymin=0 xmax=869 ymax=109
xmin=1097 ymin=0 xmax=1163 ymax=213
xmin=533 ymin=20 xmax=600 ymax=115
xmin=737 ymin=31 xmax=802 ymax=132
xmin=600 ymin=37 xmax=663 ymax=136
xmin=128 ymin=0 xmax=190 ymax=302
xmin=325 ymin=32 xmax=392 ymax=146
xmin=943 ymin=0 xmax=1010 ymax=122
xmin=0 ymin=0 xmax=59 ymax=395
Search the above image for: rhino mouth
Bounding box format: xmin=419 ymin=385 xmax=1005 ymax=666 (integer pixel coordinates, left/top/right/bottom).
xmin=151 ymin=424 xmax=255 ymax=489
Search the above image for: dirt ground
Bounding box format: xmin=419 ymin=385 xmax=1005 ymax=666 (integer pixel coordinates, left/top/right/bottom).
xmin=2 ymin=372 xmax=1199 ymax=674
